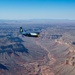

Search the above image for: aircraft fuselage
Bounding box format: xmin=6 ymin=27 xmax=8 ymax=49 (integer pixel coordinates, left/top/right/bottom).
xmin=22 ymin=32 xmax=39 ymax=37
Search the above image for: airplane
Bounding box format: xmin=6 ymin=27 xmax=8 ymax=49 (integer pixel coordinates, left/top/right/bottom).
xmin=19 ymin=27 xmax=40 ymax=37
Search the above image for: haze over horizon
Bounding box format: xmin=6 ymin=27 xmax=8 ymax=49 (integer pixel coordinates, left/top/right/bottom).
xmin=0 ymin=0 xmax=75 ymax=20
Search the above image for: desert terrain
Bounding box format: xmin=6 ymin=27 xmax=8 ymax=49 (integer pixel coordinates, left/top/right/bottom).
xmin=0 ymin=20 xmax=75 ymax=75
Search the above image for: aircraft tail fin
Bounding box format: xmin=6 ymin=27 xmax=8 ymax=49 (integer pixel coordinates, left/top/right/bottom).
xmin=20 ymin=27 xmax=23 ymax=33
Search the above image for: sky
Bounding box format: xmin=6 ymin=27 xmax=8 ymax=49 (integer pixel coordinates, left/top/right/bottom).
xmin=0 ymin=0 xmax=75 ymax=20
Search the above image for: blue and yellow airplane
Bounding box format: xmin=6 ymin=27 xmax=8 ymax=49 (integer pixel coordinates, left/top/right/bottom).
xmin=20 ymin=27 xmax=40 ymax=37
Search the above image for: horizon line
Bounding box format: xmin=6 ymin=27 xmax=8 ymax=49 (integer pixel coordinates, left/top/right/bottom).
xmin=0 ymin=18 xmax=75 ymax=21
